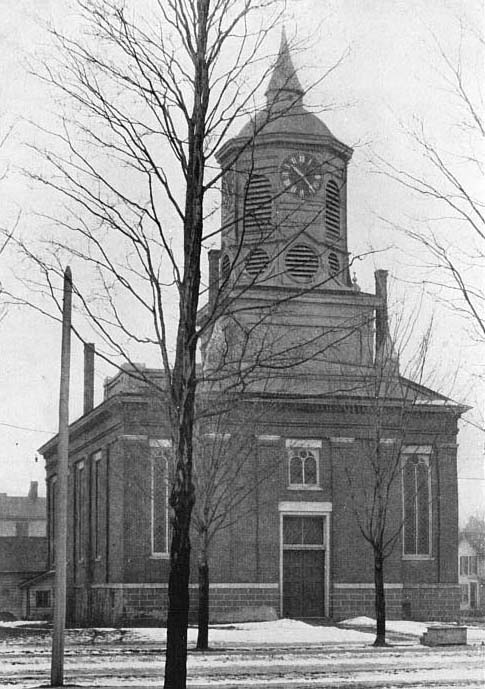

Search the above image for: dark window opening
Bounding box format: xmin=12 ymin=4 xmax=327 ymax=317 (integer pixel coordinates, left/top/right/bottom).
xmin=152 ymin=444 xmax=169 ymax=555
xmin=36 ymin=590 xmax=51 ymax=608
xmin=402 ymin=453 xmax=431 ymax=556
xmin=15 ymin=521 xmax=28 ymax=537
xmin=288 ymin=448 xmax=318 ymax=487
xmin=283 ymin=516 xmax=324 ymax=546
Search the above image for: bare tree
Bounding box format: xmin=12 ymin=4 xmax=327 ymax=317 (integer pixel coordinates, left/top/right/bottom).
xmin=192 ymin=393 xmax=280 ymax=650
xmin=341 ymin=286 xmax=460 ymax=646
xmin=377 ymin=19 xmax=484 ymax=342
xmin=3 ymin=2 xmax=358 ymax=686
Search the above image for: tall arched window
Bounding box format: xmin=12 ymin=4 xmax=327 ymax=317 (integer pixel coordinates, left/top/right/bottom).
xmin=244 ymin=174 xmax=272 ymax=233
xmin=325 ymin=180 xmax=341 ymax=240
xmin=402 ymin=449 xmax=431 ymax=556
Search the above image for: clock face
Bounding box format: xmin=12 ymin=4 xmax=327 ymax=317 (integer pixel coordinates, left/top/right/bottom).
xmin=280 ymin=152 xmax=322 ymax=199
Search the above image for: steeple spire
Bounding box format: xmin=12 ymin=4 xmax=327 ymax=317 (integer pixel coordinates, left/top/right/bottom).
xmin=265 ymin=28 xmax=304 ymax=108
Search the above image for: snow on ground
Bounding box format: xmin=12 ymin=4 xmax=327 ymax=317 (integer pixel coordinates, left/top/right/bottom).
xmin=129 ymin=618 xmax=375 ymax=645
xmin=340 ymin=616 xmax=485 ymax=644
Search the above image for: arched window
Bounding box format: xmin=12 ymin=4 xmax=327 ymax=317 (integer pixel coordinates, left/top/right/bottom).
xmin=325 ymin=180 xmax=341 ymax=240
xmin=288 ymin=448 xmax=318 ymax=487
xmin=328 ymin=252 xmax=340 ymax=276
xmin=244 ymin=174 xmax=272 ymax=233
xmin=285 ymin=244 xmax=319 ymax=281
xmin=402 ymin=450 xmax=431 ymax=556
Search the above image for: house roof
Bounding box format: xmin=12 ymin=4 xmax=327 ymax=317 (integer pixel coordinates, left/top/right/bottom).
xmin=0 ymin=494 xmax=46 ymax=521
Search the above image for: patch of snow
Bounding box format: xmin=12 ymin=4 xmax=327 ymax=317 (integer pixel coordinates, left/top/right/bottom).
xmin=0 ymin=620 xmax=48 ymax=628
xmin=129 ymin=619 xmax=374 ymax=645
xmin=340 ymin=616 xmax=485 ymax=644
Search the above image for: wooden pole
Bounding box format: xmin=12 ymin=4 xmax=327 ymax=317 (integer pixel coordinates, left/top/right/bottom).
xmin=51 ymin=266 xmax=72 ymax=687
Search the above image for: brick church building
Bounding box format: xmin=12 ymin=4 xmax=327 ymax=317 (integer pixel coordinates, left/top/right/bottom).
xmin=39 ymin=34 xmax=464 ymax=626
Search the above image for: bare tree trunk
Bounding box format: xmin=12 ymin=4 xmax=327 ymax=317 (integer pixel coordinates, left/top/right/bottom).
xmin=196 ymin=530 xmax=210 ymax=651
xmin=164 ymin=485 xmax=194 ymax=689
xmin=373 ymin=547 xmax=386 ymax=647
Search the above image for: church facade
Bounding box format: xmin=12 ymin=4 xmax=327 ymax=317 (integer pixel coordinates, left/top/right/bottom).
xmin=39 ymin=35 xmax=464 ymax=626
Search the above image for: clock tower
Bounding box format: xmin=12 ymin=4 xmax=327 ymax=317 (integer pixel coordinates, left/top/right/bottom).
xmin=216 ymin=30 xmax=354 ymax=292
xmin=208 ymin=31 xmax=382 ymax=392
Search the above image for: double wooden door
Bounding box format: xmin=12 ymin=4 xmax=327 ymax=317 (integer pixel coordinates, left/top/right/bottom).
xmin=283 ymin=548 xmax=325 ymax=618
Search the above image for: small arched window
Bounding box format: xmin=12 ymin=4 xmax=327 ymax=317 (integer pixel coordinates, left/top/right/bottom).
xmin=288 ymin=448 xmax=318 ymax=487
xmin=325 ymin=180 xmax=341 ymax=240
xmin=328 ymin=252 xmax=340 ymax=276
xmin=244 ymin=174 xmax=272 ymax=234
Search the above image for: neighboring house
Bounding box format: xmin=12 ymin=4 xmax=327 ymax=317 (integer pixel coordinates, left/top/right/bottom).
xmin=0 ymin=482 xmax=48 ymax=620
xmin=459 ymin=536 xmax=484 ymax=612
xmin=39 ymin=35 xmax=465 ymax=627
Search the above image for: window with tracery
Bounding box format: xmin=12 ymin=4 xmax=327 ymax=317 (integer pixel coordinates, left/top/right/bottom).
xmin=288 ymin=448 xmax=319 ymax=487
xmin=402 ymin=450 xmax=431 ymax=556
xmin=151 ymin=440 xmax=170 ymax=556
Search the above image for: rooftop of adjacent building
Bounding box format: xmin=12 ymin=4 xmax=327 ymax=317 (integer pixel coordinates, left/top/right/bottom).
xmin=0 ymin=482 xmax=46 ymax=521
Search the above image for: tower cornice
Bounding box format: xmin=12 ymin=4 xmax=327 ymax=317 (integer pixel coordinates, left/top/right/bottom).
xmin=216 ymin=132 xmax=353 ymax=165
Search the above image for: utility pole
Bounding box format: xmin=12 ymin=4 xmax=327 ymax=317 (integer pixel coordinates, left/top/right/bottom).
xmin=51 ymin=266 xmax=72 ymax=687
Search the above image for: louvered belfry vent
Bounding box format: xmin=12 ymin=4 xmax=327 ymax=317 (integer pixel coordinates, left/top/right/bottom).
xmin=285 ymin=244 xmax=319 ymax=281
xmin=328 ymin=252 xmax=340 ymax=275
xmin=221 ymin=254 xmax=231 ymax=282
xmin=244 ymin=174 xmax=272 ymax=233
xmin=325 ymin=180 xmax=341 ymax=239
xmin=246 ymin=247 xmax=270 ymax=276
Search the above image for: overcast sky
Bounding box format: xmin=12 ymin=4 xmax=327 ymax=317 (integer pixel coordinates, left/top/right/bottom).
xmin=0 ymin=0 xmax=483 ymax=523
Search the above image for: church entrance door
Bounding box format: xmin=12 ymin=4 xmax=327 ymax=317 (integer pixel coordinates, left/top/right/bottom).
xmin=282 ymin=515 xmax=325 ymax=618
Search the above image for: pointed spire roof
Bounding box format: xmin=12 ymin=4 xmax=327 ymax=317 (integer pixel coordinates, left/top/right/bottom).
xmin=265 ymin=28 xmax=304 ymax=107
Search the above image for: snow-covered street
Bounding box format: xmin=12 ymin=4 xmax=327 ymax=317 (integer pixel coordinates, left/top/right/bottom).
xmin=1 ymin=618 xmax=484 ymax=688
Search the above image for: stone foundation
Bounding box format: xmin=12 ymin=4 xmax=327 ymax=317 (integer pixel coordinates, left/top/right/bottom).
xmin=403 ymin=584 xmax=460 ymax=622
xmin=72 ymin=583 xmax=279 ymax=627
xmin=331 ymin=584 xmax=403 ymax=621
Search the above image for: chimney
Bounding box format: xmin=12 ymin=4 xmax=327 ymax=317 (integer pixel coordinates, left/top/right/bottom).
xmin=84 ymin=343 xmax=95 ymax=414
xmin=375 ymin=269 xmax=389 ymax=354
xmin=28 ymin=481 xmax=38 ymax=500
xmin=208 ymin=249 xmax=221 ymax=313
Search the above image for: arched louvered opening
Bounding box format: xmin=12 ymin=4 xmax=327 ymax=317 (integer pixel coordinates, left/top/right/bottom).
xmin=325 ymin=180 xmax=341 ymax=240
xmin=285 ymin=244 xmax=319 ymax=282
xmin=245 ymin=247 xmax=270 ymax=276
xmin=244 ymin=174 xmax=272 ymax=233
xmin=220 ymin=254 xmax=231 ymax=282
xmin=328 ymin=252 xmax=340 ymax=276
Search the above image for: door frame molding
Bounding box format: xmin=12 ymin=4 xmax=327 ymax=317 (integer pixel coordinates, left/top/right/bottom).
xmin=278 ymin=501 xmax=332 ymax=617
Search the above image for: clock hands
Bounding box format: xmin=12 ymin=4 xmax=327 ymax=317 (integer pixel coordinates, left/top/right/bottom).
xmin=290 ymin=163 xmax=316 ymax=194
